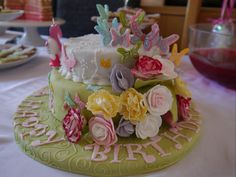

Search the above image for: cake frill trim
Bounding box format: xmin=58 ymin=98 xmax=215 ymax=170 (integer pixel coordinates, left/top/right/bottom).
xmin=46 ymin=4 xmax=191 ymax=146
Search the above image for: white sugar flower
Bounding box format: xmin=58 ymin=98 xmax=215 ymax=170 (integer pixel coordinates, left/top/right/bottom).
xmin=135 ymin=114 xmax=162 ymax=139
xmin=144 ymin=85 xmax=173 ymax=116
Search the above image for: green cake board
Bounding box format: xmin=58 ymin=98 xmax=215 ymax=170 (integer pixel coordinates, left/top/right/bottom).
xmin=13 ymin=87 xmax=201 ymax=177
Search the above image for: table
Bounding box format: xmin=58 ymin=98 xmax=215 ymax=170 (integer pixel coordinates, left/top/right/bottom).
xmin=0 ymin=48 xmax=235 ymax=177
xmin=0 ymin=18 xmax=65 ymax=46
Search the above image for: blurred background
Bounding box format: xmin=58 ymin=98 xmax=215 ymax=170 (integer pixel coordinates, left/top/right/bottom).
xmin=0 ymin=0 xmax=234 ymax=37
xmin=0 ymin=0 xmax=235 ymax=49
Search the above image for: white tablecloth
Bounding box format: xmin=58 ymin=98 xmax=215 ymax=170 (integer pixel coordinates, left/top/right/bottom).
xmin=0 ymin=48 xmax=235 ymax=177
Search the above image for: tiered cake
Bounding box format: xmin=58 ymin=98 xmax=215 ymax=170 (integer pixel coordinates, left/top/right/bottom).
xmin=14 ymin=4 xmax=201 ymax=177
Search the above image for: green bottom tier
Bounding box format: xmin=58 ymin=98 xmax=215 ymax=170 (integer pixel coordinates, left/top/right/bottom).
xmin=14 ymin=87 xmax=201 ymax=177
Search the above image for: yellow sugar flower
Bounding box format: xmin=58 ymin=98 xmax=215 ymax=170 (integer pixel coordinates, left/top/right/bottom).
xmin=120 ymin=88 xmax=147 ymax=123
xmin=86 ymin=90 xmax=120 ymax=119
xmin=174 ymin=77 xmax=192 ymax=97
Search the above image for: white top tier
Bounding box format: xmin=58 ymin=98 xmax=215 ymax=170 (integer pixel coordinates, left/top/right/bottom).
xmin=59 ymin=34 xmax=134 ymax=85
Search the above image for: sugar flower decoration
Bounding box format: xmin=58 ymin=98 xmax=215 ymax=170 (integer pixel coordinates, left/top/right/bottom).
xmin=174 ymin=77 xmax=192 ymax=97
xmin=89 ymin=116 xmax=117 ymax=146
xmin=100 ymin=58 xmax=111 ymax=69
xmin=116 ymin=118 xmax=135 ymax=137
xmin=144 ymin=85 xmax=173 ymax=116
xmin=130 ymin=22 xmax=159 ymax=51
xmin=162 ymin=111 xmax=177 ymax=128
xmin=110 ymin=64 xmax=134 ymax=93
xmin=86 ymin=90 xmax=120 ymax=119
xmin=131 ymin=55 xmax=162 ymax=79
xmin=135 ymin=114 xmax=162 ymax=139
xmin=120 ymin=88 xmax=147 ymax=123
xmin=153 ymin=55 xmax=177 ymax=79
xmin=63 ymin=108 xmax=85 ymax=143
xmin=177 ymin=95 xmax=191 ymax=121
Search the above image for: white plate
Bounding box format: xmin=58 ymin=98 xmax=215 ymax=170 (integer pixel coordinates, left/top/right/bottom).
xmin=0 ymin=10 xmax=24 ymax=21
xmin=0 ymin=45 xmax=37 ymax=69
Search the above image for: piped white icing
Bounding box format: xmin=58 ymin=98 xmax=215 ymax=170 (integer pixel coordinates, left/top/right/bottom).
xmin=59 ymin=34 xmax=134 ymax=85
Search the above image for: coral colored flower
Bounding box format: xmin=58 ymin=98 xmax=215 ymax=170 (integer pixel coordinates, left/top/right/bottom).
xmin=120 ymin=88 xmax=147 ymax=123
xmin=144 ymin=85 xmax=173 ymax=116
xmin=86 ymin=90 xmax=120 ymax=119
xmin=110 ymin=64 xmax=134 ymax=93
xmin=89 ymin=116 xmax=117 ymax=146
xmin=131 ymin=55 xmax=162 ymax=79
xmin=135 ymin=113 xmax=162 ymax=139
xmin=63 ymin=108 xmax=85 ymax=143
xmin=177 ymin=95 xmax=191 ymax=121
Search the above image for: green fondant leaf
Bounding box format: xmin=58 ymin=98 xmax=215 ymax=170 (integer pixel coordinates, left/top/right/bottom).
xmin=170 ymin=92 xmax=178 ymax=123
xmin=64 ymin=92 xmax=76 ymax=107
xmin=86 ymin=85 xmax=102 ymax=91
xmin=82 ymin=132 xmax=93 ymax=144
xmin=47 ymin=71 xmax=51 ymax=83
xmin=134 ymin=79 xmax=160 ymax=89
xmin=162 ymin=82 xmax=178 ymax=123
xmin=134 ymin=76 xmax=176 ymax=89
xmin=117 ymin=42 xmax=141 ymax=63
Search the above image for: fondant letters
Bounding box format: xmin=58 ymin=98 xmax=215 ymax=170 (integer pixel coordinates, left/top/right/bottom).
xmin=124 ymin=144 xmax=156 ymax=163
xmin=14 ymin=98 xmax=65 ymax=147
xmin=84 ymin=118 xmax=201 ymax=163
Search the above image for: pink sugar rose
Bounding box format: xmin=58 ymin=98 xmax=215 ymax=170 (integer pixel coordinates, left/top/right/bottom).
xmin=177 ymin=95 xmax=191 ymax=121
xmin=89 ymin=116 xmax=118 ymax=146
xmin=131 ymin=55 xmax=162 ymax=79
xmin=63 ymin=108 xmax=84 ymax=143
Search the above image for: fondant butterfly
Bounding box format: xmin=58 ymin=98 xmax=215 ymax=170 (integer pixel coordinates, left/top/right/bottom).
xmin=94 ymin=18 xmax=112 ymax=46
xmin=112 ymin=18 xmax=119 ymax=31
xmin=96 ymin=4 xmax=109 ymax=21
xmin=117 ymin=42 xmax=141 ymax=63
xmin=61 ymin=45 xmax=76 ymax=71
xmin=110 ymin=27 xmax=130 ymax=47
xmin=130 ymin=9 xmax=145 ymax=24
xmin=156 ymin=34 xmax=179 ymax=55
xmin=169 ymin=44 xmax=189 ymax=66
xmin=119 ymin=9 xmax=145 ymax=33
xmin=130 ymin=21 xmax=160 ymax=51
